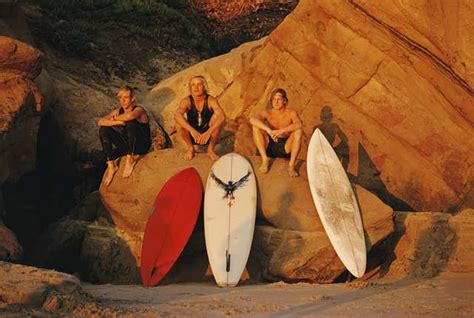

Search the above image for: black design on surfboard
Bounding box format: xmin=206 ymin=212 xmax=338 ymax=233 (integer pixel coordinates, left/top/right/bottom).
xmin=210 ymin=170 xmax=252 ymax=200
xmin=226 ymin=250 xmax=231 ymax=272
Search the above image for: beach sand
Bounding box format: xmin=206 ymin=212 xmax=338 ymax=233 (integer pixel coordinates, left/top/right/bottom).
xmin=81 ymin=272 xmax=473 ymax=317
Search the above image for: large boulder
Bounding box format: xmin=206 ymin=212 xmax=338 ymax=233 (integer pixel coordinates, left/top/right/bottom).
xmin=0 ymin=36 xmax=43 ymax=184
xmin=0 ymin=262 xmax=116 ymax=315
xmin=79 ymin=224 xmax=141 ymax=284
xmin=0 ymin=261 xmax=81 ymax=309
xmin=253 ymin=185 xmax=393 ymax=282
xmin=0 ymin=222 xmax=23 ymax=262
xmin=100 ymin=149 xmax=393 ymax=233
xmin=148 ymin=0 xmax=474 ymax=212
xmin=383 ymin=209 xmax=474 ymax=278
xmin=99 ymin=149 xmax=394 ymax=283
xmin=30 ymin=219 xmax=89 ymax=273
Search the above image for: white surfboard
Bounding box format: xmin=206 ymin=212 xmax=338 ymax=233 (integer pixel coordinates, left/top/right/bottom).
xmin=204 ymin=153 xmax=257 ymax=287
xmin=307 ymin=129 xmax=366 ymax=278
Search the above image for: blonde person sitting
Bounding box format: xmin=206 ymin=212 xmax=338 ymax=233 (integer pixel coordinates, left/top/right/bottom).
xmin=175 ymin=75 xmax=225 ymax=161
xmin=98 ymin=86 xmax=151 ymax=186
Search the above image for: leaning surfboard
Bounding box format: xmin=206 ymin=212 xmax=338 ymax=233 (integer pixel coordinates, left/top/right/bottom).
xmin=141 ymin=167 xmax=202 ymax=287
xmin=204 ymin=153 xmax=257 ymax=287
xmin=307 ymin=129 xmax=366 ymax=278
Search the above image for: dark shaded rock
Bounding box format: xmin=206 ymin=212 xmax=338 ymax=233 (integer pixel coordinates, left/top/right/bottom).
xmin=0 ymin=222 xmax=23 ymax=262
xmin=80 ymin=224 xmax=141 ymax=284
xmin=30 ymin=219 xmax=89 ymax=273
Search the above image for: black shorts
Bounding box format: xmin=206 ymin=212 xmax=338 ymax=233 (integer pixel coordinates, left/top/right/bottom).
xmin=266 ymin=138 xmax=290 ymax=158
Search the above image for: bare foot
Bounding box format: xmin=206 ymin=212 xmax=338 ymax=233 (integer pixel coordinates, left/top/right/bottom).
xmin=259 ymin=158 xmax=270 ymax=174
xmin=288 ymin=165 xmax=299 ymax=177
xmin=207 ymin=150 xmax=219 ymax=161
xmin=123 ymin=159 xmax=136 ymax=178
xmin=104 ymin=165 xmax=118 ymax=186
xmin=184 ymin=148 xmax=195 ymax=160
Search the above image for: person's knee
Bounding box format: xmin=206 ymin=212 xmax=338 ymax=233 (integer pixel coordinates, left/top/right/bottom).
xmin=252 ymin=126 xmax=263 ymax=135
xmin=125 ymin=120 xmax=139 ymax=129
xmin=99 ymin=126 xmax=112 ymax=139
xmin=125 ymin=121 xmax=139 ymax=134
xmin=176 ymin=125 xmax=189 ymax=136
xmin=294 ymin=128 xmax=303 ymax=140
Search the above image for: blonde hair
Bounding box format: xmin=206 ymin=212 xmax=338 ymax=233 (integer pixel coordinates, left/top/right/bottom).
xmin=188 ymin=75 xmax=209 ymax=94
xmin=116 ymin=85 xmax=135 ymax=97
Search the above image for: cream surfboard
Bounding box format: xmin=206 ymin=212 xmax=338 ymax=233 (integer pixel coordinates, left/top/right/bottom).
xmin=204 ymin=153 xmax=257 ymax=287
xmin=307 ymin=129 xmax=366 ymax=278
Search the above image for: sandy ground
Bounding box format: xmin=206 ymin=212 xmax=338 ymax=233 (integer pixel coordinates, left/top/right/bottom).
xmin=82 ymin=272 xmax=473 ymax=317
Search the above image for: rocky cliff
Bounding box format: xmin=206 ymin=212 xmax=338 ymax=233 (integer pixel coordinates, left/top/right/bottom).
xmin=148 ymin=0 xmax=473 ymax=212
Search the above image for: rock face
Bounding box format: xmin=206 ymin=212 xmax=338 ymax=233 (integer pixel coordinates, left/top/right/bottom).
xmin=0 ymin=222 xmax=23 ymax=262
xmin=99 ymin=148 xmax=394 ymax=283
xmin=30 ymin=219 xmax=89 ymax=273
xmin=80 ymin=224 xmax=142 ymax=284
xmin=47 ymin=70 xmax=167 ymax=157
xmin=149 ymin=0 xmax=474 ymax=212
xmin=0 ymin=36 xmax=43 ymax=184
xmin=384 ymin=209 xmax=474 ymax=278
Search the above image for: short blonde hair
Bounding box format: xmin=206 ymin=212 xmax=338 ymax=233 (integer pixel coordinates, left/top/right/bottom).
xmin=116 ymin=85 xmax=135 ymax=97
xmin=188 ymin=75 xmax=209 ymax=94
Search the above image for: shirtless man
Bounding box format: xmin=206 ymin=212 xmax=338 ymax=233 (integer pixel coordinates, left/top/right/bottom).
xmin=98 ymin=86 xmax=151 ymax=186
xmin=249 ymin=88 xmax=303 ymax=177
xmin=175 ymin=75 xmax=225 ymax=161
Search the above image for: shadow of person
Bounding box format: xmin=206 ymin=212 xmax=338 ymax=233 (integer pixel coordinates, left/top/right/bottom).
xmin=313 ymin=105 xmax=349 ymax=171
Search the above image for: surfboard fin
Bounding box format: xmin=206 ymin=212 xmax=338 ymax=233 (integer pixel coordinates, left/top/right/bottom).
xmin=226 ymin=250 xmax=231 ymax=272
xmin=240 ymin=267 xmax=250 ymax=281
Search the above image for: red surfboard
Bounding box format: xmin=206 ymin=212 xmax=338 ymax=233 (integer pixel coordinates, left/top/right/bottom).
xmin=140 ymin=167 xmax=202 ymax=287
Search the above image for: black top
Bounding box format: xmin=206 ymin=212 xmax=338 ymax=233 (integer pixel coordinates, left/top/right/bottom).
xmin=119 ymin=105 xmax=151 ymax=141
xmin=186 ymin=95 xmax=213 ymax=133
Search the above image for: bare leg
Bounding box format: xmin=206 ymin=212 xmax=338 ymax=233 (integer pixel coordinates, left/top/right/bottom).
xmin=206 ymin=116 xmax=224 ymax=161
xmin=104 ymin=160 xmax=119 ymax=186
xmin=123 ymin=154 xmax=137 ymax=178
xmin=252 ymin=126 xmax=270 ymax=173
xmin=176 ymin=125 xmax=195 ymax=160
xmin=285 ymin=128 xmax=303 ymax=177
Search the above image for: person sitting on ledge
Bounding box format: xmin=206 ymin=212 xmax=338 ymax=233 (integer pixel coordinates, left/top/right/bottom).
xmin=174 ymin=75 xmax=225 ymax=161
xmin=97 ymin=85 xmax=151 ymax=186
xmin=249 ymin=88 xmax=303 ymax=177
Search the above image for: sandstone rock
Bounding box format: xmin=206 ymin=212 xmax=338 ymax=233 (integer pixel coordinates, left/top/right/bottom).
xmin=0 ymin=35 xmax=42 ymax=78
xmin=49 ymin=69 xmax=167 ymax=157
xmin=0 ymin=36 xmax=43 ymax=184
xmin=352 ymin=0 xmax=474 ymax=89
xmin=0 ymin=222 xmax=23 ymax=261
xmin=99 ymin=148 xmax=394 ymax=283
xmin=80 ymin=224 xmax=141 ymax=284
xmin=149 ymin=0 xmax=474 ymax=212
xmin=384 ymin=209 xmax=474 ymax=278
xmin=255 ymin=226 xmax=345 ymax=283
xmin=101 ymin=149 xmax=392 ymax=233
xmin=30 ymin=219 xmax=89 ymax=273
xmin=68 ymin=190 xmax=112 ymax=224
xmin=0 ymin=261 xmax=81 ymax=308
xmin=253 ymin=188 xmax=393 ymax=283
